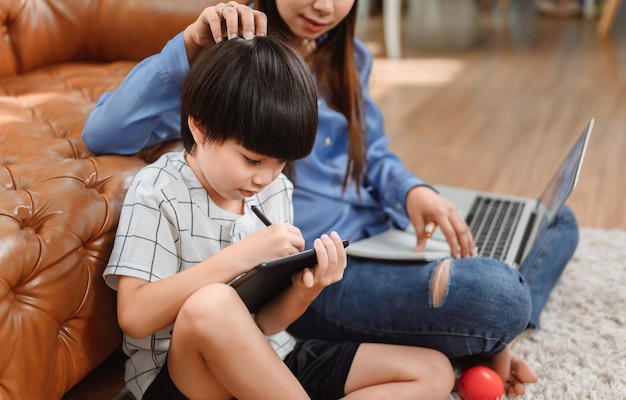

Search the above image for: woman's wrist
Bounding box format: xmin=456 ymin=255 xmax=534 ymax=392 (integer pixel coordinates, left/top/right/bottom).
xmin=183 ymin=26 xmax=205 ymax=65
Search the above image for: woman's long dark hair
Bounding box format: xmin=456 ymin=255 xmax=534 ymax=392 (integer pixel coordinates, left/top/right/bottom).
xmin=255 ymin=0 xmax=365 ymax=193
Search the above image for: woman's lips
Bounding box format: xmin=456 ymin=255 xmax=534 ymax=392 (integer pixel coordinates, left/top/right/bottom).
xmin=303 ymin=16 xmax=326 ymax=33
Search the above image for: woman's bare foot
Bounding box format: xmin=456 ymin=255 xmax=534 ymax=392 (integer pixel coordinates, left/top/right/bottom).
xmin=489 ymin=344 xmax=538 ymax=396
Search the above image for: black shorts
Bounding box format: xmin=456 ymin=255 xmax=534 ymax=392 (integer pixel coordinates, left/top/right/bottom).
xmin=143 ymin=339 xmax=359 ymax=400
xmin=143 ymin=360 xmax=186 ymax=400
xmin=284 ymin=339 xmax=359 ymax=400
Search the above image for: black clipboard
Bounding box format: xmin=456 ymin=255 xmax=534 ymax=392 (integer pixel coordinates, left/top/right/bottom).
xmin=229 ymin=239 xmax=349 ymax=313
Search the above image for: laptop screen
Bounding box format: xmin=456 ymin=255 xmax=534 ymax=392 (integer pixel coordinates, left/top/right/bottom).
xmin=536 ymin=119 xmax=594 ymax=236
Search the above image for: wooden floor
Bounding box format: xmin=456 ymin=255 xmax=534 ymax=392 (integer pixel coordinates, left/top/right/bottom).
xmin=359 ymin=1 xmax=626 ymax=230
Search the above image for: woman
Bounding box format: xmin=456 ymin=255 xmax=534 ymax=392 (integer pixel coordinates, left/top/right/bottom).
xmin=83 ymin=1 xmax=579 ymax=395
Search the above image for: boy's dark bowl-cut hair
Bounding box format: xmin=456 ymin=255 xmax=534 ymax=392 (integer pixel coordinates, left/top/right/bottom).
xmin=181 ymin=35 xmax=318 ymax=162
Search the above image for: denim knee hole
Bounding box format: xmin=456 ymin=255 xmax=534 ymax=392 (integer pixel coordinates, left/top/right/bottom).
xmin=430 ymin=259 xmax=451 ymax=308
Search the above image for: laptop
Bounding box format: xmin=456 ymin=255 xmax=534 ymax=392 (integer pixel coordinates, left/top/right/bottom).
xmin=347 ymin=118 xmax=594 ymax=268
xmin=435 ymin=118 xmax=594 ymax=267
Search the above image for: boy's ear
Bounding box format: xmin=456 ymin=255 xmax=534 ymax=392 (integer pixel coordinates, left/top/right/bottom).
xmin=188 ymin=116 xmax=205 ymax=146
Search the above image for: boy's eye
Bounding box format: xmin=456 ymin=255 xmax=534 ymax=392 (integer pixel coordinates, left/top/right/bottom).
xmin=244 ymin=156 xmax=260 ymax=165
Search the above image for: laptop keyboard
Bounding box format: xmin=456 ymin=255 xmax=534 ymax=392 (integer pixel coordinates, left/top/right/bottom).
xmin=465 ymin=196 xmax=524 ymax=261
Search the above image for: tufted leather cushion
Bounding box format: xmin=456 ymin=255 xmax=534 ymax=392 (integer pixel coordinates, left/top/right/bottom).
xmin=0 ymin=0 xmax=209 ymax=77
xmin=0 ymin=0 xmax=206 ymax=398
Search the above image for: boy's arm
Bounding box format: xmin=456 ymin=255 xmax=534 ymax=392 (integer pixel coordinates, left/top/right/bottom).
xmin=254 ymin=232 xmax=347 ymax=336
xmin=117 ymin=244 xmax=253 ymax=339
xmin=117 ymin=223 xmax=305 ymax=339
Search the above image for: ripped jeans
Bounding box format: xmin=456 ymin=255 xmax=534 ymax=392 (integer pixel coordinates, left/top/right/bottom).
xmin=289 ymin=206 xmax=578 ymax=359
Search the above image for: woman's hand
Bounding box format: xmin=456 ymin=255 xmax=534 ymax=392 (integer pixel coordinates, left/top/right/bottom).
xmin=291 ymin=231 xmax=347 ymax=294
xmin=183 ymin=2 xmax=268 ymax=63
xmin=406 ymin=186 xmax=476 ymax=259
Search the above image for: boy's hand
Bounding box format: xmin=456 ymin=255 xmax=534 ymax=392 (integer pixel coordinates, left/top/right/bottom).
xmin=251 ymin=231 xmax=345 ymax=336
xmin=292 ymin=231 xmax=346 ymax=293
xmin=236 ymin=222 xmax=305 ymax=269
xmin=183 ymin=2 xmax=268 ymax=63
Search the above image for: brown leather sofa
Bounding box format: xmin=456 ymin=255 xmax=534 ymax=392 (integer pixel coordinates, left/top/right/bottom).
xmin=0 ymin=1 xmax=207 ymax=398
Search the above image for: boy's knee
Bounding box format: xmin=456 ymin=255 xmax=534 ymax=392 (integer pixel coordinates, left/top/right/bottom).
xmin=424 ymin=349 xmax=455 ymax=398
xmin=178 ymin=283 xmax=241 ymax=333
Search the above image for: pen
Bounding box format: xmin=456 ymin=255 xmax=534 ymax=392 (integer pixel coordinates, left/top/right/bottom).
xmin=251 ymin=205 xmax=272 ymax=227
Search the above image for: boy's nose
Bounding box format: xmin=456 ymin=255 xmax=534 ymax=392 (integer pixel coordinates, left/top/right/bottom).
xmin=252 ymin=168 xmax=274 ymax=187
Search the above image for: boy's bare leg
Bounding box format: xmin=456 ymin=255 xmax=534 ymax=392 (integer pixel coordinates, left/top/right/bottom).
xmin=167 ymin=284 xmax=310 ymax=400
xmin=342 ymin=343 xmax=455 ymax=400
xmin=489 ymin=341 xmax=538 ymax=397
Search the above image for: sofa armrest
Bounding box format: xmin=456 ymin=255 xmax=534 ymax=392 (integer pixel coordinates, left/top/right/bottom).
xmin=0 ymin=0 xmax=208 ymax=77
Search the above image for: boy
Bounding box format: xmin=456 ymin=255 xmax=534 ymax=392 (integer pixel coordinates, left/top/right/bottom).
xmin=104 ymin=36 xmax=454 ymax=400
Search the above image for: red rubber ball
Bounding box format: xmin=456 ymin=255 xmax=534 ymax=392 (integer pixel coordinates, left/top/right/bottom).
xmin=458 ymin=366 xmax=505 ymax=400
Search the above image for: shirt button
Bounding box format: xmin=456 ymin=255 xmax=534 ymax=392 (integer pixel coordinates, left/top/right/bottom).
xmin=396 ymin=203 xmax=403 ymax=210
xmin=324 ymin=137 xmax=332 ymax=146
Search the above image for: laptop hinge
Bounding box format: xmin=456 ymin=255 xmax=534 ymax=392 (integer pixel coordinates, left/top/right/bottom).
xmin=514 ymin=211 xmax=537 ymax=265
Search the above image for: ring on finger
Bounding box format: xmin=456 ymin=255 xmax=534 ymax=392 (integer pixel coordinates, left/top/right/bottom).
xmin=220 ymin=2 xmax=235 ymax=15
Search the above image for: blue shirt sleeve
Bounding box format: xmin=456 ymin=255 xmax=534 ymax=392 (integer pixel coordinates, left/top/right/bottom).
xmin=355 ymin=39 xmax=433 ymax=229
xmin=82 ymin=33 xmax=188 ymax=155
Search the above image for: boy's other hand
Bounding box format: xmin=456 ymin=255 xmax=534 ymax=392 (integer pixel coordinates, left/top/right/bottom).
xmin=293 ymin=231 xmax=347 ymax=292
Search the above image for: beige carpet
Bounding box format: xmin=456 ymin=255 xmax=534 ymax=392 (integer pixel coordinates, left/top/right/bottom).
xmin=454 ymin=227 xmax=626 ymax=399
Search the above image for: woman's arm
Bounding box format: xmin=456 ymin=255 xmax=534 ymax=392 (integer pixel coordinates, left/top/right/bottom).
xmin=354 ymin=41 xmax=430 ymax=225
xmin=82 ymin=3 xmax=267 ymax=155
xmin=354 ymin=39 xmax=474 ymax=257
xmin=82 ymin=33 xmax=188 ymax=155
